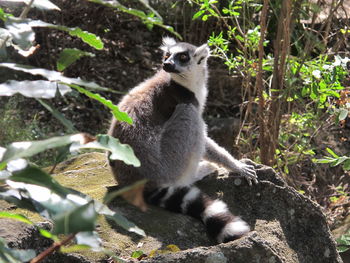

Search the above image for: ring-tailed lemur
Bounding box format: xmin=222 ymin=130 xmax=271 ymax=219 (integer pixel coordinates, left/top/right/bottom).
xmin=108 ymin=37 xmax=258 ymax=243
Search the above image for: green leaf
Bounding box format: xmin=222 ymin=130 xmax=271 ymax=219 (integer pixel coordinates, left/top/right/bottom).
xmin=343 ymin=159 xmax=350 ymax=171
xmin=192 ymin=10 xmax=205 ymax=20
xmin=95 ymin=201 xmax=145 ymax=237
xmin=313 ymin=157 xmax=337 ymax=164
xmin=75 ymin=231 xmax=101 ymax=250
xmin=60 ymin=244 xmax=91 ymax=253
xmin=5 ymin=18 xmax=103 ymax=50
xmin=104 ymin=135 xmax=141 ymax=167
xmin=0 ymin=63 xmax=105 ymax=91
xmin=0 ymin=134 xmax=85 ymax=164
xmin=339 ymin=108 xmax=349 ymax=121
xmin=68 ymin=28 xmax=103 ymax=50
xmin=0 ymin=186 xmax=37 ymax=212
xmin=10 ymin=165 xmax=70 ymax=196
xmin=0 ymin=212 xmax=33 ymax=225
xmin=36 ymin=99 xmax=77 ymax=133
xmin=131 ymin=250 xmax=144 ymax=258
xmin=0 ymin=80 xmax=71 ymax=98
xmin=333 ymin=156 xmax=348 ymax=167
xmin=5 ymin=18 xmax=35 ymax=51
xmin=57 ymin=48 xmax=95 ymax=71
xmin=70 ymin=85 xmax=133 ymax=124
xmin=0 ymin=8 xmax=12 ymax=22
xmin=326 ymin=148 xmax=339 ymax=158
xmin=0 ymin=238 xmax=36 ymax=263
xmin=30 ymin=0 xmax=61 ymax=11
xmin=87 ymin=0 xmax=182 ymax=39
xmin=52 ymin=201 xmax=97 ymax=234
xmin=71 ymin=134 xmax=140 ymax=166
xmin=0 ymin=211 xmax=56 ymax=240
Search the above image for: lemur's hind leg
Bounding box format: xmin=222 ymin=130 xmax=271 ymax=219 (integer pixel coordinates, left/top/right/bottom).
xmin=189 ymin=160 xmax=218 ymax=184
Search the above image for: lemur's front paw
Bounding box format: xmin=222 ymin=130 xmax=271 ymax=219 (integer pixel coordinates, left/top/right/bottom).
xmin=238 ymin=162 xmax=258 ymax=186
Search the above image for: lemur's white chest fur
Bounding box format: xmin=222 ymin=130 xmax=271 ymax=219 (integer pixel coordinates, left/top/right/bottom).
xmin=171 ymin=70 xmax=208 ymax=114
xmin=161 ymin=37 xmax=210 ymax=114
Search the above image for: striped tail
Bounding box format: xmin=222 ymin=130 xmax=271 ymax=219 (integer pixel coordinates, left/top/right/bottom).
xmin=144 ymin=186 xmax=250 ymax=243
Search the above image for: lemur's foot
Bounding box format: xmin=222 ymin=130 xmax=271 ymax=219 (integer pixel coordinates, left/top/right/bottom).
xmin=230 ymin=160 xmax=258 ymax=186
xmin=240 ymin=162 xmax=258 ymax=186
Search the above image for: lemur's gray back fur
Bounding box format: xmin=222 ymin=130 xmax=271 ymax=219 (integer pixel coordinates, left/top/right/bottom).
xmin=108 ymin=37 xmax=258 ymax=243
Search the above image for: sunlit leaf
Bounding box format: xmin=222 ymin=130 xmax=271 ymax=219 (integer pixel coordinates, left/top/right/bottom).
xmin=343 ymin=160 xmax=350 ymax=171
xmin=80 ymin=134 xmax=140 ymax=167
xmin=0 ymin=211 xmax=33 ymax=225
xmin=326 ymin=148 xmax=339 ymax=158
xmin=60 ymin=244 xmax=90 ymax=253
xmin=68 ymin=28 xmax=103 ymax=50
xmin=0 ymin=80 xmax=71 ymax=98
xmin=0 ymin=63 xmax=105 ymax=91
xmin=52 ymin=201 xmax=97 ymax=234
xmin=5 ymin=18 xmax=103 ymax=50
xmin=30 ymin=0 xmax=61 ymax=11
xmin=57 ymin=48 xmax=95 ymax=71
xmin=0 ymin=134 xmax=90 ymax=165
xmin=75 ymin=231 xmax=102 ymax=251
xmin=131 ymin=250 xmax=144 ymax=259
xmin=95 ymin=201 xmax=145 ymax=236
xmin=70 ymin=85 xmax=133 ymax=124
xmin=5 ymin=17 xmax=35 ymax=51
xmin=0 ymin=238 xmax=36 ymax=263
xmin=339 ymin=108 xmax=349 ymax=121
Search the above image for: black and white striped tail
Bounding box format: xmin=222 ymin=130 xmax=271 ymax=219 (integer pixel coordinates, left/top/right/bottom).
xmin=144 ymin=186 xmax=250 ymax=243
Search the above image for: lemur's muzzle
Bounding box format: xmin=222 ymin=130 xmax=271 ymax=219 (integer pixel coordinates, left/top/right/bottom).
xmin=163 ymin=61 xmax=180 ymax=73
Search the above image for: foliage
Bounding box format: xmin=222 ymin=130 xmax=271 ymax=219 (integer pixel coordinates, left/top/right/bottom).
xmin=0 ymin=133 xmax=143 ymax=261
xmin=190 ymin=0 xmax=350 ymax=252
xmin=190 ymin=0 xmax=349 ymax=170
xmin=337 ymin=230 xmax=350 ymax=253
xmin=314 ymin=148 xmax=350 ymax=171
xmin=0 ymin=0 xmax=181 ymax=260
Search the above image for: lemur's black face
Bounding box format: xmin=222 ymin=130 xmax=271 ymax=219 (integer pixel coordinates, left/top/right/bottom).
xmin=163 ymin=50 xmax=191 ymax=73
xmin=160 ymin=38 xmax=209 ymax=76
xmin=162 ymin=42 xmax=196 ymax=73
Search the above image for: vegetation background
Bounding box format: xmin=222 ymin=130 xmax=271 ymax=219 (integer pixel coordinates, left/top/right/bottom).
xmin=0 ymin=0 xmax=349 ymax=262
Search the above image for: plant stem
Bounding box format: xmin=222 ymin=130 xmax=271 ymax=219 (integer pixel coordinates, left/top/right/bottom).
xmin=20 ymin=0 xmax=35 ymax=19
xmin=30 ymin=233 xmax=76 ymax=263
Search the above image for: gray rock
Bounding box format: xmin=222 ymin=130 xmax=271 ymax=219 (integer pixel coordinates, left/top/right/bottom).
xmin=0 ymin=153 xmax=343 ymax=263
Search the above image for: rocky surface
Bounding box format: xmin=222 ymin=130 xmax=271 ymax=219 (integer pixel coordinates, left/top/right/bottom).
xmin=0 ymin=152 xmax=343 ymax=262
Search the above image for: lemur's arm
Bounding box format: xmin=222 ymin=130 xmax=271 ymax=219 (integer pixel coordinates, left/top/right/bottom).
xmin=204 ymin=137 xmax=258 ymax=185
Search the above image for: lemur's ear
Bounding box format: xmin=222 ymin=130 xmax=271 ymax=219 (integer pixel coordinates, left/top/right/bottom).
xmin=160 ymin=36 xmax=177 ymax=52
xmin=194 ymin=44 xmax=210 ymax=64
xmin=194 ymin=44 xmax=210 ymax=58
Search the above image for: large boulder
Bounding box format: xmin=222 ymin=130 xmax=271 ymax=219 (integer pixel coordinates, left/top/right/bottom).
xmin=0 ymin=152 xmax=343 ymax=262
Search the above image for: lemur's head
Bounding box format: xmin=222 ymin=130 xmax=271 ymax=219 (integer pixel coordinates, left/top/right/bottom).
xmin=160 ymin=37 xmax=210 ymax=77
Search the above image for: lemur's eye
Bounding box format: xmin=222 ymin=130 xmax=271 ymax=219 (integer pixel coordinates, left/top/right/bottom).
xmin=178 ymin=53 xmax=189 ymax=63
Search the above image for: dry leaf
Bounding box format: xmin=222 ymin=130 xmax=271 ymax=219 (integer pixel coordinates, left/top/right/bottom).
xmin=121 ymin=183 xmax=147 ymax=212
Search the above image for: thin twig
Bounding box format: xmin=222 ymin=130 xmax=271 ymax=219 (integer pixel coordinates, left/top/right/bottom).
xmin=30 ymin=233 xmax=76 ymax=263
xmin=20 ymin=0 xmax=35 ymax=19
